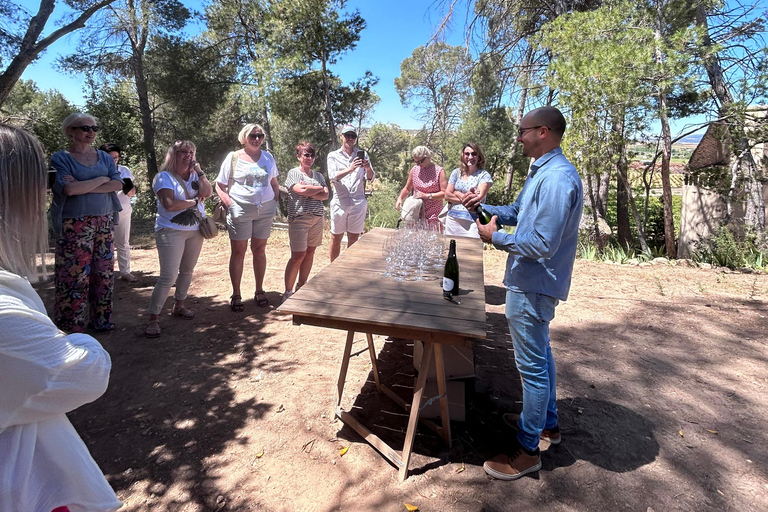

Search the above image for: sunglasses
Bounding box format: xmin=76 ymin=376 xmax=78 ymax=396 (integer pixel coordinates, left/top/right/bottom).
xmin=177 ymin=149 xmax=194 ymax=155
xmin=74 ymin=125 xmax=100 ymax=132
xmin=343 ymin=133 xmax=357 ymax=139
xmin=414 ymin=157 xmax=426 ymax=165
xmin=248 ymin=133 xmax=265 ymax=140
xmin=463 ymin=151 xmax=478 ymax=157
xmin=518 ymin=125 xmax=548 ymax=137
xmin=301 ymin=152 xmax=316 ymax=158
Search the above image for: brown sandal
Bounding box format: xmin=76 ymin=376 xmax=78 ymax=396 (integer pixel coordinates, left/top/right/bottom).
xmin=230 ymin=294 xmax=244 ymax=312
xmin=172 ymin=305 xmax=195 ymax=319
xmin=144 ymin=320 xmax=161 ymax=338
xmin=255 ymin=291 xmax=269 ymax=308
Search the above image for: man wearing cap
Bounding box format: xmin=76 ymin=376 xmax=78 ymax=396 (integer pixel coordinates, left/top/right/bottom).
xmin=327 ymin=124 xmax=375 ymax=262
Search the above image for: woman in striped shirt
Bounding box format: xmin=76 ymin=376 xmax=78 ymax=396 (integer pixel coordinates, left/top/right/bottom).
xmin=283 ymin=142 xmax=329 ymax=301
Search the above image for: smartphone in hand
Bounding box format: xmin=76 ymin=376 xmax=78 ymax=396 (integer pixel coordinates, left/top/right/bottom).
xmin=356 ymin=150 xmax=365 ymax=161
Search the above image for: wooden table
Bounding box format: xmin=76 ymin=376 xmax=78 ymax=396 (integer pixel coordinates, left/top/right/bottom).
xmin=277 ymin=227 xmax=486 ymax=480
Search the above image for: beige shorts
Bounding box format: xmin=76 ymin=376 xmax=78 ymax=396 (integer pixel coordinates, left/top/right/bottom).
xmin=288 ymin=214 xmax=324 ymax=252
xmin=329 ymin=200 xmax=366 ymax=235
xmin=227 ymin=199 xmax=277 ymax=240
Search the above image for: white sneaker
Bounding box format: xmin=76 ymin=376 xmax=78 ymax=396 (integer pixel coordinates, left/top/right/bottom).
xmin=282 ymin=290 xmax=293 ymax=303
xmin=119 ymin=273 xmax=138 ymax=282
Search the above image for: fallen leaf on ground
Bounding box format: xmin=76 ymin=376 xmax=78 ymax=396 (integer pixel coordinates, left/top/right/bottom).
xmin=706 ymin=429 xmax=718 ymax=434
xmin=339 ymin=446 xmax=349 ymax=456
xmin=256 ymin=450 xmax=264 ymax=458
xmin=404 ymin=504 xmax=419 ymax=511
xmin=679 ymin=429 xmax=684 ymax=437
xmin=276 ymin=404 xmax=285 ymax=413
xmin=455 ymin=462 xmax=465 ymax=474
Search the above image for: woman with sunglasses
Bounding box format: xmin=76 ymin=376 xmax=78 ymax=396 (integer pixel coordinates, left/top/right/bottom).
xmin=144 ymin=140 xmax=212 ymax=338
xmin=444 ymin=142 xmax=493 ymax=238
xmin=50 ymin=113 xmax=123 ymax=333
xmin=0 ymin=124 xmax=122 ymax=512
xmin=282 ymin=142 xmax=328 ymax=300
xmin=215 ymin=123 xmax=280 ymax=311
xmin=395 ymin=146 xmax=447 ymax=229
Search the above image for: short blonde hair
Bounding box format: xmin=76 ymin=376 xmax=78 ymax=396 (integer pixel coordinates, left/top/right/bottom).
xmin=61 ymin=112 xmax=98 ymax=137
xmin=411 ymin=146 xmax=432 ymax=160
xmin=0 ymin=124 xmax=49 ymax=281
xmin=238 ymin=123 xmax=265 ymax=145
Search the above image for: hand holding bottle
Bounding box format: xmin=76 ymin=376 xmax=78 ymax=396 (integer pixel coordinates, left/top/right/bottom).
xmin=462 ymin=187 xmax=482 ymax=211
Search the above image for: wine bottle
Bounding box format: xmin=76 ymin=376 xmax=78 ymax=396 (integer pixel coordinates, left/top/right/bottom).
xmin=476 ymin=205 xmax=503 ymax=230
xmin=443 ymin=239 xmax=459 ymax=298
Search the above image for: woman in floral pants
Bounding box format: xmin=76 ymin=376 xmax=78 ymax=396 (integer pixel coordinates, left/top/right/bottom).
xmin=50 ymin=113 xmax=123 ymax=332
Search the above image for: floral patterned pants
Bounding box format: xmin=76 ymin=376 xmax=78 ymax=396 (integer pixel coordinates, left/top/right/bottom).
xmin=54 ymin=216 xmax=115 ymax=332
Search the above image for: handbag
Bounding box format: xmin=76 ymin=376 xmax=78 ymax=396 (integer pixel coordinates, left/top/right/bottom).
xmin=213 ymin=152 xmax=238 ymax=223
xmin=437 ymin=203 xmax=450 ymax=226
xmin=400 ymin=195 xmax=424 ymax=225
xmin=173 ymin=171 xmax=218 ymax=239
xmin=198 ymin=216 xmax=218 ymax=239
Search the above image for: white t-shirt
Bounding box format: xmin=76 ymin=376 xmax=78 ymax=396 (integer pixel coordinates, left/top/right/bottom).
xmin=216 ymin=150 xmax=278 ymax=205
xmin=153 ymin=170 xmax=205 ymax=232
xmin=0 ymin=270 xmax=122 ymax=512
xmin=116 ymin=164 xmax=135 ymax=211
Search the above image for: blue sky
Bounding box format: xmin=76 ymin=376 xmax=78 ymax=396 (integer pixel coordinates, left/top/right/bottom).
xmin=20 ymin=0 xmax=708 ymax=135
xmin=20 ymin=0 xmax=464 ymax=130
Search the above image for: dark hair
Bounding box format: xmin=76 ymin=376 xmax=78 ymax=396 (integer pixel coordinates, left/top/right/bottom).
xmin=99 ymin=142 xmax=121 ymax=154
xmin=459 ymin=142 xmax=486 ymax=173
xmin=295 ymin=141 xmax=316 ymax=156
xmin=532 ymin=106 xmax=567 ymax=137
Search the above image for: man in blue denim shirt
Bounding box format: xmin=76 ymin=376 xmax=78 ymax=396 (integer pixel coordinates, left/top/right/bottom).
xmin=464 ymin=106 xmax=583 ymax=481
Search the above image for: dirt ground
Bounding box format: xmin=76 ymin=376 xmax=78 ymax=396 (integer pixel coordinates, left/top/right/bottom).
xmin=34 ymin=221 xmax=768 ymax=512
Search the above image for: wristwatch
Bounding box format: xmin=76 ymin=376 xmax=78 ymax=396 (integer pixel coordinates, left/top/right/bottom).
xmin=429 ymin=193 xmax=433 ymax=200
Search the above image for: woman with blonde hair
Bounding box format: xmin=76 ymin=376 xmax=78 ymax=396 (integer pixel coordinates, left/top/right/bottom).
xmin=50 ymin=112 xmax=123 ymax=332
xmin=444 ymin=142 xmax=493 ymax=238
xmin=215 ymin=123 xmax=280 ymax=311
xmin=395 ymin=146 xmax=447 ymax=229
xmin=0 ymin=124 xmax=121 ymax=511
xmin=145 ymin=140 xmax=213 ymax=337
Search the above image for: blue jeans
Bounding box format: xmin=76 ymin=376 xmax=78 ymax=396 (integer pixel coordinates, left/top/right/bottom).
xmin=506 ymin=290 xmax=559 ymax=451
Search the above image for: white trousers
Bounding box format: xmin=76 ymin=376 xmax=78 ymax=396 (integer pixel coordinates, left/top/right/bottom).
xmin=147 ymin=228 xmax=204 ymax=315
xmin=114 ymin=205 xmax=132 ymax=274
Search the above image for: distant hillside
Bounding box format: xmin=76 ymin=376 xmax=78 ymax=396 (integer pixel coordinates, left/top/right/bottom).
xmin=677 ymin=134 xmax=703 ymax=144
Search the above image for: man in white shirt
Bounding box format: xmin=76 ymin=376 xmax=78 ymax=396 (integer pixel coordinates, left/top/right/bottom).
xmin=327 ymin=124 xmax=375 ymax=262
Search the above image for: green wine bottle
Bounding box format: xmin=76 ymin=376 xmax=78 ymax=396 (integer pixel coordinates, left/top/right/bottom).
xmin=476 ymin=205 xmax=503 ymax=230
xmin=443 ymin=239 xmax=459 ymax=298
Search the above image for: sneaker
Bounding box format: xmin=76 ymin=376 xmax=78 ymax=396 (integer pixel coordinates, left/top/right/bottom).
xmin=282 ymin=290 xmax=293 ymax=304
xmin=502 ymin=413 xmax=561 ymax=445
xmin=119 ymin=273 xmax=138 ymax=282
xmin=483 ymin=446 xmax=541 ymax=481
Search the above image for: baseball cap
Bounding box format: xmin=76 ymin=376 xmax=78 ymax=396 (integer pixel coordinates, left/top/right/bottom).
xmin=340 ymin=124 xmax=356 ymax=135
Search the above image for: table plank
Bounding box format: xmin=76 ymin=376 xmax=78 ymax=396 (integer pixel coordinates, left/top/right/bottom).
xmin=278 ymin=227 xmax=487 ymax=341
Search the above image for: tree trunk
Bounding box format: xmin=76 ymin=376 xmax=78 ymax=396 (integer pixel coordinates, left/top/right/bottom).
xmin=132 ymin=53 xmax=157 ymax=181
xmin=320 ymin=51 xmax=336 ymax=150
xmin=655 ymin=1 xmax=677 ymax=257
xmin=503 ymin=46 xmax=533 ymax=203
xmin=0 ymin=0 xmax=116 ymax=107
xmin=611 ymin=115 xmax=632 ymax=249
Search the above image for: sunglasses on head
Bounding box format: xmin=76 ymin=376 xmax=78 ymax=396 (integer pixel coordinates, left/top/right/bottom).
xmin=74 ymin=125 xmax=100 ymax=132
xmin=248 ymin=133 xmax=265 ymax=140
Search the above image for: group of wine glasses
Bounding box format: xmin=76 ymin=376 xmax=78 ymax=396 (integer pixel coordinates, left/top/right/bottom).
xmin=382 ymin=224 xmax=446 ymax=281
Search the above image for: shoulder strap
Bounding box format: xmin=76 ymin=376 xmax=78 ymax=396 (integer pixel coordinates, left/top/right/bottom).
xmin=170 ymin=172 xmax=192 ymax=200
xmin=228 ymin=151 xmax=238 ymax=189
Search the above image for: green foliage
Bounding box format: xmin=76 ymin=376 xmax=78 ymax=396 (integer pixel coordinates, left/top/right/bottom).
xmin=0 ymin=79 xmax=75 ymax=155
xmin=394 ymin=42 xmax=472 ymax=159
xmin=693 ymin=226 xmax=768 ymax=270
xmin=360 ymin=122 xmax=411 ymax=184
xmin=85 ymin=81 xmax=144 ymax=166
xmin=365 ymin=179 xmax=401 ymax=229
